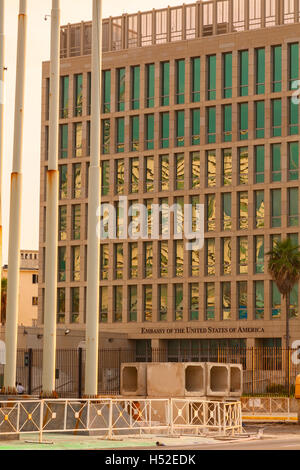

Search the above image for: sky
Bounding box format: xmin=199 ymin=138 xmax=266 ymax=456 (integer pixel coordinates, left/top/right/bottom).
xmin=1 ymin=0 xmax=197 ymax=264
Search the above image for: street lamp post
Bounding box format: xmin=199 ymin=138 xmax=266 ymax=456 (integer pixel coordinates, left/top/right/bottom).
xmin=84 ymin=0 xmax=102 ymax=397
xmin=4 ymin=0 xmax=27 ymax=393
xmin=42 ymin=0 xmax=60 ymax=397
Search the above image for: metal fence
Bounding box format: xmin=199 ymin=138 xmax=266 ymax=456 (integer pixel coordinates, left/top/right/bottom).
xmin=0 ymin=398 xmax=243 ymax=441
xmin=0 ymin=347 xmax=299 ymax=398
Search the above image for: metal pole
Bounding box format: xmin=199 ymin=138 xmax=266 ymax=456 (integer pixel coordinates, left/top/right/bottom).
xmin=84 ymin=0 xmax=102 ymax=398
xmin=41 ymin=0 xmax=60 ymax=398
xmin=3 ymin=0 xmax=27 ymax=393
xmin=0 ymin=0 xmax=5 ymax=327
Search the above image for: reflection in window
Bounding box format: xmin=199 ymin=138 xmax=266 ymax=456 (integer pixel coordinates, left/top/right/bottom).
xmin=205 ymin=283 xmax=215 ymax=320
xmin=238 ymin=281 xmax=247 ymax=320
xmin=207 ymin=194 xmax=216 ymax=232
xmin=239 ymin=147 xmax=248 ymax=184
xmin=206 ymin=238 xmax=215 ymax=276
xmin=129 ymin=285 xmax=137 ymax=322
xmin=255 ymin=281 xmax=264 ymax=319
xmin=222 ymin=238 xmax=231 ymax=275
xmin=100 ymin=244 xmax=109 ymax=280
xmin=190 ymin=283 xmax=199 ymax=321
xmin=159 ymin=284 xmax=168 ymax=321
xmin=207 ymin=150 xmax=216 ymax=187
xmin=222 ymin=282 xmax=231 ymax=320
xmin=175 ymin=284 xmax=184 ymax=321
xmin=144 ymin=285 xmax=153 ymax=322
xmin=72 ymin=246 xmax=80 ymax=281
xmin=159 ymin=241 xmax=168 ymax=277
xmin=114 ymin=286 xmax=123 ymax=322
xmin=191 ymin=152 xmax=200 ymax=189
xmin=100 ymin=286 xmax=108 ymax=323
xmin=239 ymin=237 xmax=248 ymax=274
xmin=222 ymin=149 xmax=232 ymax=186
xmin=255 ymin=236 xmax=264 ymax=274
xmin=175 ymin=240 xmax=184 ymax=277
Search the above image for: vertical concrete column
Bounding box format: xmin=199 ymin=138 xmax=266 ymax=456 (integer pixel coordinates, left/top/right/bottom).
xmin=4 ymin=0 xmax=27 ymax=393
xmin=244 ymin=0 xmax=249 ymax=30
xmin=84 ymin=0 xmax=102 ymax=398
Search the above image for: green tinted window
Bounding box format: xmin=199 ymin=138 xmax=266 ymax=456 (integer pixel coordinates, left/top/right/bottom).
xmin=208 ymin=55 xmax=216 ymax=100
xmin=272 ymin=282 xmax=281 ymax=318
xmin=272 ymin=99 xmax=282 ymax=137
xmin=222 ymin=192 xmax=232 ymax=231
xmin=255 ymin=145 xmax=265 ymax=183
xmin=239 ymin=103 xmax=248 ymax=140
xmin=289 ymin=43 xmax=299 ymax=89
xmin=116 ymin=118 xmax=124 ymax=153
xmin=271 ymin=189 xmax=281 ymax=228
xmin=256 ymin=48 xmax=265 ymax=94
xmin=131 ymin=66 xmax=140 ymax=110
xmin=103 ymin=70 xmax=111 ymax=113
xmin=161 ymin=62 xmax=170 ymax=106
xmin=289 ymin=97 xmax=299 ymax=135
xmin=223 ymin=104 xmax=232 ymax=142
xmin=239 ymin=50 xmax=248 ymax=96
xmin=272 ymin=45 xmax=282 ymax=92
xmin=288 ymin=188 xmax=299 ymax=227
xmin=176 ymin=59 xmax=185 ymax=104
xmin=223 ymin=52 xmax=232 ymax=98
xmin=176 ymin=110 xmax=185 ymax=147
xmin=61 ymin=76 xmax=69 ymax=118
xmin=117 ymin=68 xmax=125 ymax=111
xmin=255 ymin=101 xmax=265 ymax=138
xmin=207 ymin=107 xmax=216 ymax=143
xmin=190 ymin=284 xmax=199 ymax=321
xmin=159 ymin=285 xmax=168 ymax=321
xmin=146 ymin=64 xmax=155 ymax=108
xmin=238 ymin=282 xmax=247 ymax=319
xmin=161 ymin=112 xmax=169 ymax=148
xmin=146 ymin=114 xmax=154 ymax=150
xmin=60 ymin=124 xmax=68 ymax=159
xmin=74 ymin=74 xmax=83 ymax=117
xmin=131 ymin=115 xmax=139 ymax=151
xmin=255 ymin=281 xmax=264 ymax=319
xmin=272 ymin=144 xmax=281 ymax=182
xmin=191 ymin=109 xmax=200 ymax=146
xmin=192 ymin=57 xmax=200 ymax=102
xmin=288 ymin=142 xmax=299 ymax=181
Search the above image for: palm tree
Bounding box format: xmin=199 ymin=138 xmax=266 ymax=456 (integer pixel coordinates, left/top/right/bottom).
xmin=267 ymin=238 xmax=300 ymax=392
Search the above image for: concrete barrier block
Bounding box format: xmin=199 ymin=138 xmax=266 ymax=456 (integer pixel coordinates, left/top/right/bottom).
xmin=229 ymin=364 xmax=243 ymax=397
xmin=184 ymin=363 xmax=206 ymax=397
xmin=206 ymin=363 xmax=230 ymax=397
xmin=147 ymin=363 xmax=185 ymax=397
xmin=120 ymin=363 xmax=147 ymax=396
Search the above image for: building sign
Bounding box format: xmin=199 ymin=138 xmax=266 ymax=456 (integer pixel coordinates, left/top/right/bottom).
xmin=140 ymin=327 xmax=265 ymax=335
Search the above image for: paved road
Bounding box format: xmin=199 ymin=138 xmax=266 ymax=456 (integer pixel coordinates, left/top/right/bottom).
xmin=106 ymin=437 xmax=300 ymax=451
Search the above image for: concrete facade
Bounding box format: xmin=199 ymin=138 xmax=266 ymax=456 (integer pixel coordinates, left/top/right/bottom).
xmin=38 ymin=0 xmax=300 ymax=354
xmin=2 ymin=250 xmax=39 ymax=328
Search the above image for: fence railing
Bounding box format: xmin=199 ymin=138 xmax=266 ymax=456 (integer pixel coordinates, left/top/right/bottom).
xmin=0 ymin=398 xmax=243 ymax=441
xmin=0 ymin=347 xmax=299 ymax=398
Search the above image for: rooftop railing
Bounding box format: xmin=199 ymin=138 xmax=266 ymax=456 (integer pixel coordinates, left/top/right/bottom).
xmin=59 ymin=0 xmax=300 ymax=58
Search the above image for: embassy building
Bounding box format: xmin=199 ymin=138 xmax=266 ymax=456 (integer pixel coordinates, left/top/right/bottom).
xmin=39 ymin=0 xmax=300 ymax=358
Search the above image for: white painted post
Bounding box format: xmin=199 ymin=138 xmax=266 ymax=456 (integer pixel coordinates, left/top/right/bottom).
xmin=4 ymin=0 xmax=27 ymax=393
xmin=42 ymin=0 xmax=60 ymax=397
xmin=84 ymin=0 xmax=102 ymax=398
xmin=0 ymin=0 xmax=5 ymax=327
